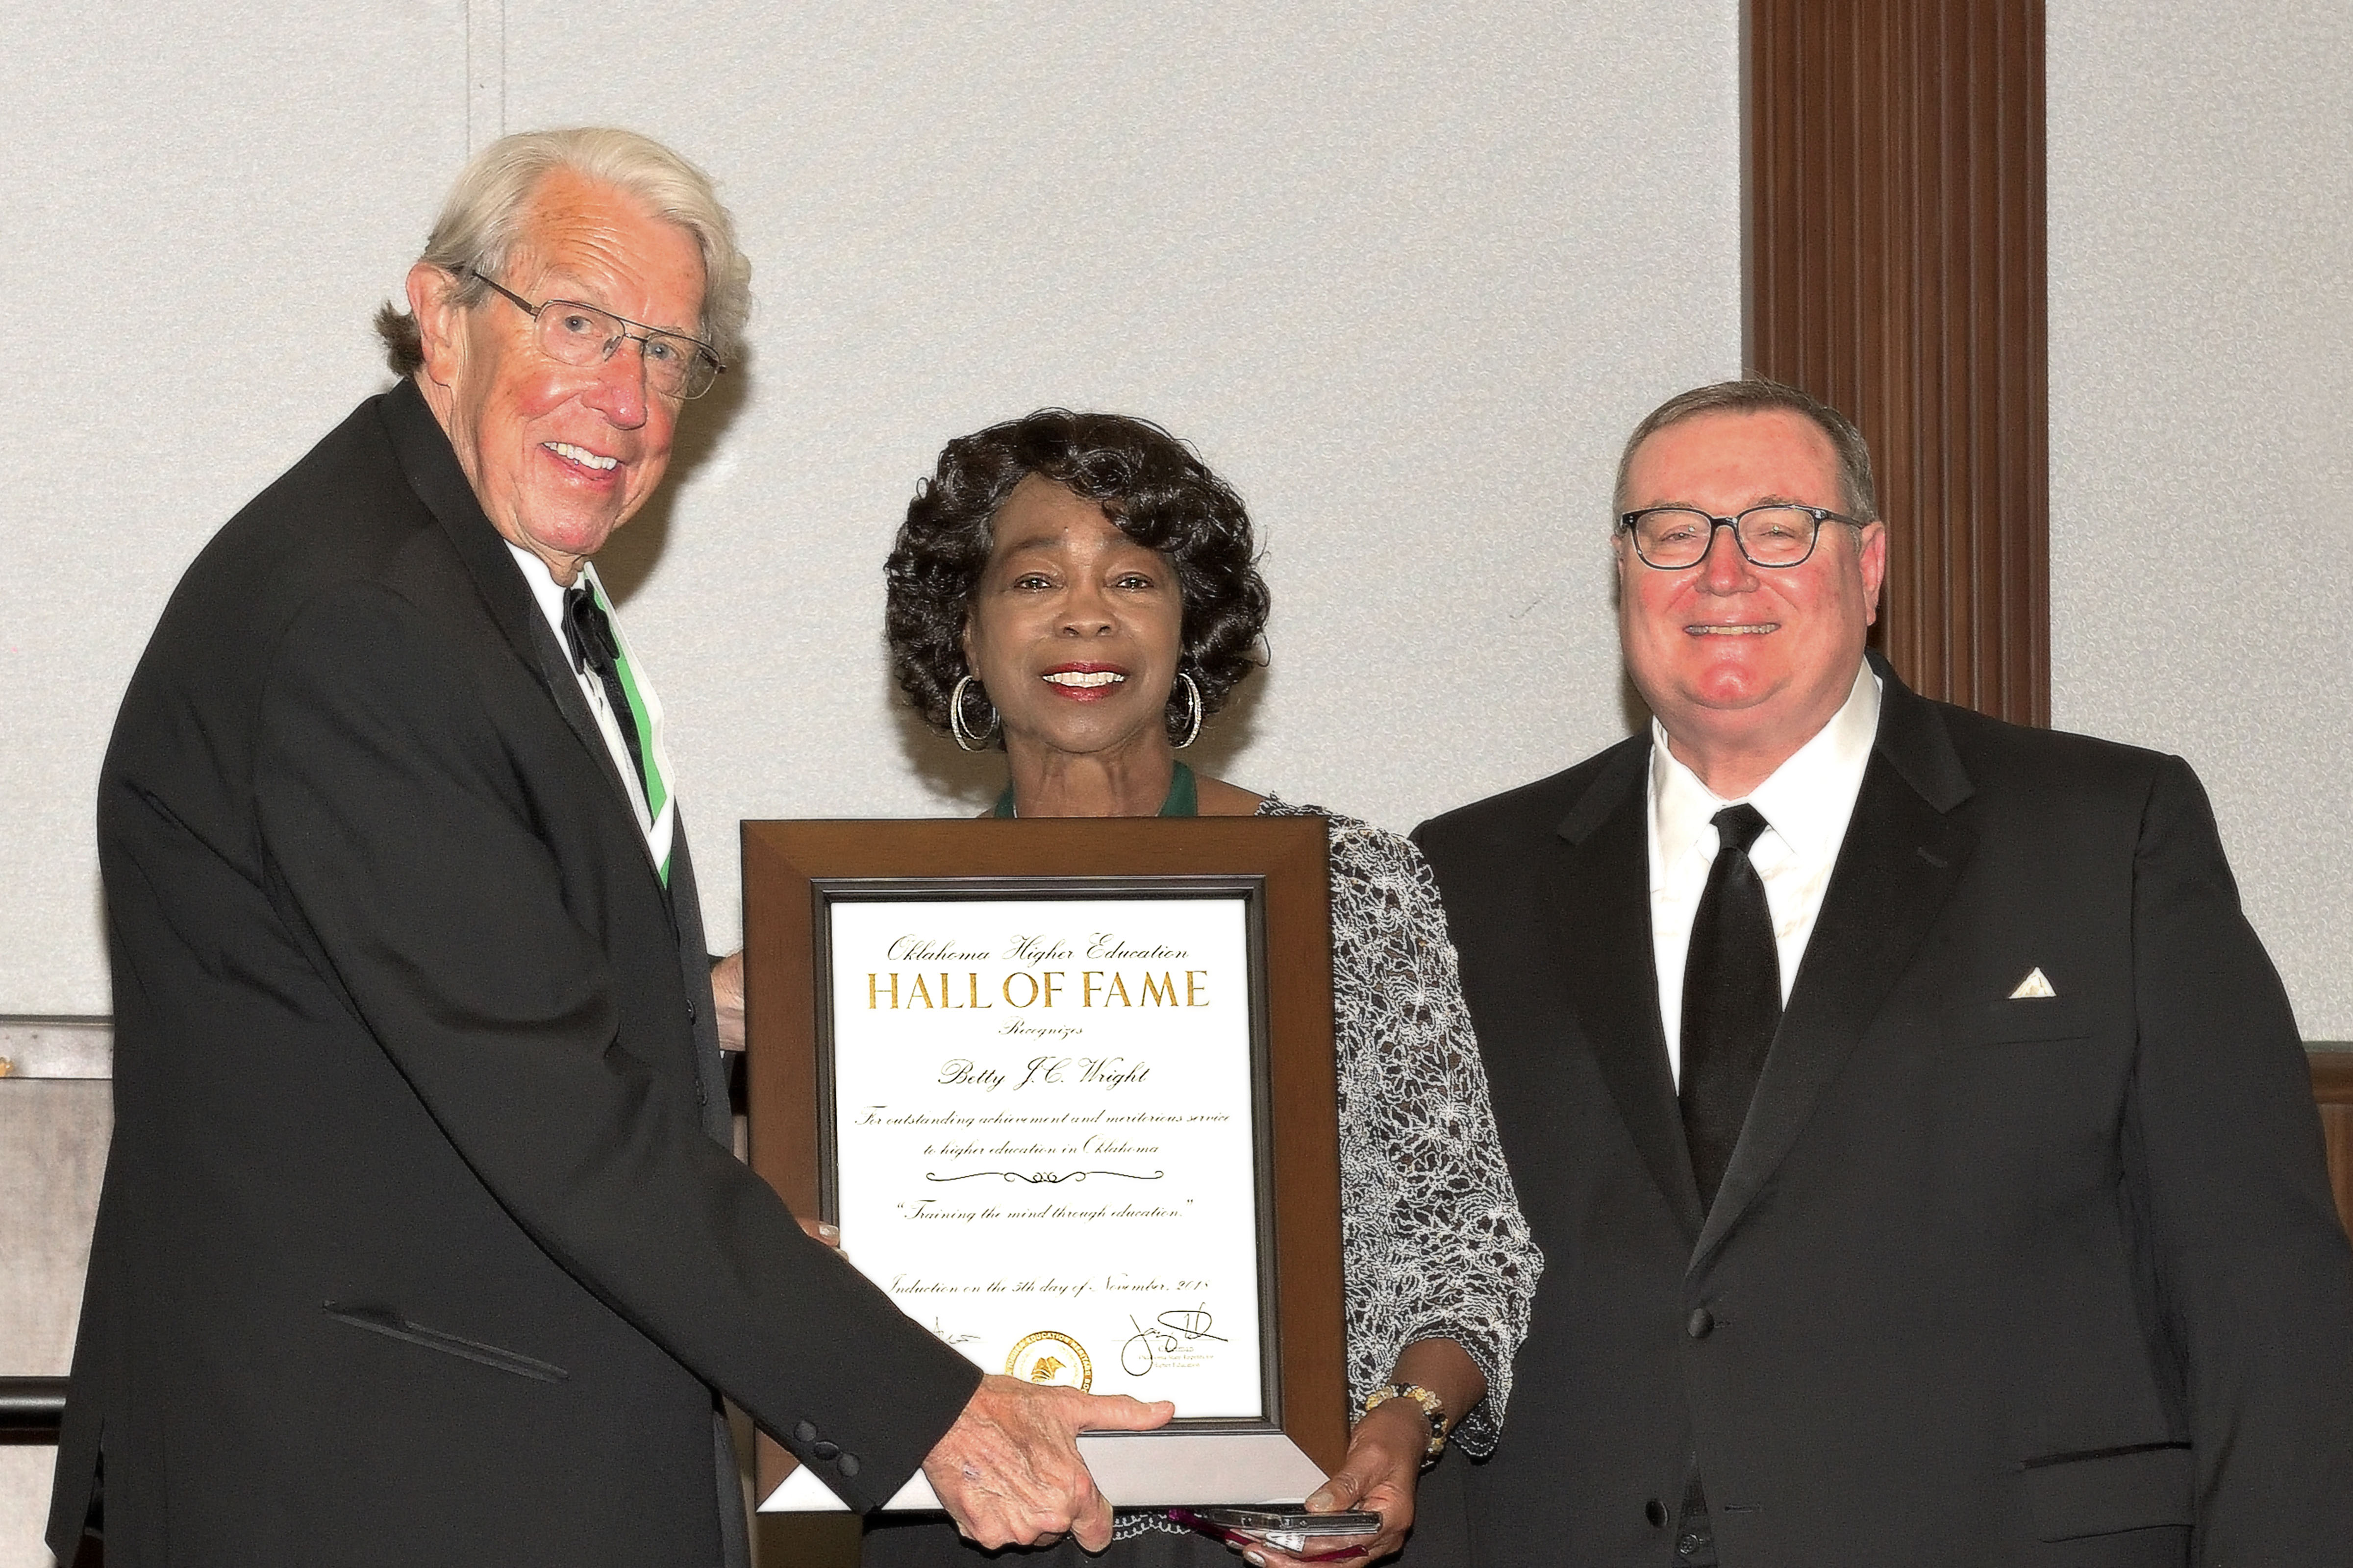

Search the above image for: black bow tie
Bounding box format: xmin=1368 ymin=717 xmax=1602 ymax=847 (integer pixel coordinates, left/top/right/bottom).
xmin=563 ymin=585 xmax=621 ymax=674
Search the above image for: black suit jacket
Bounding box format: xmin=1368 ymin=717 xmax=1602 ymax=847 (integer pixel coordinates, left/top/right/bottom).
xmin=50 ymin=382 xmax=980 ymax=1567
xmin=1413 ymin=658 xmax=2353 ymax=1567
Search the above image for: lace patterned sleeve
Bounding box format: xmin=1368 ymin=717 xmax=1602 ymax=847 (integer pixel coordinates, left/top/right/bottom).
xmin=1260 ymin=800 xmax=1542 ymax=1455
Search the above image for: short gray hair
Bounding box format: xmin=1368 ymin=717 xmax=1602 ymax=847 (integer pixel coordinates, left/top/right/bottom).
xmin=1613 ymin=378 xmax=1878 ymax=521
xmin=375 ymin=126 xmax=751 ymax=377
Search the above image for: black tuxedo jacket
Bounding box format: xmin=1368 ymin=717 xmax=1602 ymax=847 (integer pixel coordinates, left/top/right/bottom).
xmin=1412 ymin=659 xmax=2353 ymax=1567
xmin=50 ymin=382 xmax=979 ymax=1567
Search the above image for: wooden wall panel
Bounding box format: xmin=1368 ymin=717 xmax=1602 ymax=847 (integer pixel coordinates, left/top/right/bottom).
xmin=2312 ymin=1051 xmax=2353 ymax=1242
xmin=1748 ymin=0 xmax=2048 ymax=725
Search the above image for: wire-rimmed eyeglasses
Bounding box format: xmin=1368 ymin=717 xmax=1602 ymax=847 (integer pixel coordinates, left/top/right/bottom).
xmin=469 ymin=270 xmax=725 ymax=400
xmin=1618 ymin=504 xmax=1865 ymax=570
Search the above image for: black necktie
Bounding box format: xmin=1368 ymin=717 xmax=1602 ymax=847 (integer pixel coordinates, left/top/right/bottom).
xmin=1680 ymin=803 xmax=1780 ymax=1210
xmin=562 ymin=585 xmax=647 ymax=792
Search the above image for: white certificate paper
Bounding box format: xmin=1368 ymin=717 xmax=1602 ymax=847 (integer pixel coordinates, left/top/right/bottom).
xmin=826 ymin=895 xmax=1267 ymax=1418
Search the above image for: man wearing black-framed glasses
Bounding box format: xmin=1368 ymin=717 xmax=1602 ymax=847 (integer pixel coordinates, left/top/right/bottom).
xmin=1413 ymin=379 xmax=2353 ymax=1567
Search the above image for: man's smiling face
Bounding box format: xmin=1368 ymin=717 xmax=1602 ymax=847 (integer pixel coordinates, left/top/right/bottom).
xmin=1616 ymin=405 xmax=1886 ymax=785
xmin=411 ymin=168 xmax=706 ymax=584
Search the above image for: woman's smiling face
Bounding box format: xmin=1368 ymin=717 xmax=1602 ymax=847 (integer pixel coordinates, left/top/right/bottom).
xmin=961 ymin=474 xmax=1185 ymax=767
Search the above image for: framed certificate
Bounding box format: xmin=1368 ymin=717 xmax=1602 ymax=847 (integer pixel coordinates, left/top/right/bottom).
xmin=741 ymin=817 xmax=1344 ymax=1512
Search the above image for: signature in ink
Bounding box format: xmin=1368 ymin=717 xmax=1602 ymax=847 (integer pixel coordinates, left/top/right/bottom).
xmin=929 ymin=1318 xmax=981 ymax=1347
xmin=1119 ymin=1305 xmax=1228 ymax=1375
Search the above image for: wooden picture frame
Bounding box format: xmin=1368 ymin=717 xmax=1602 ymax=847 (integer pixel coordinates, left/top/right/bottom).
xmin=741 ymin=816 xmax=1344 ymax=1512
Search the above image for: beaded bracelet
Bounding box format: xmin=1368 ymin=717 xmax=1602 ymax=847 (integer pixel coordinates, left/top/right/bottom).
xmin=1361 ymin=1382 xmax=1449 ymax=1458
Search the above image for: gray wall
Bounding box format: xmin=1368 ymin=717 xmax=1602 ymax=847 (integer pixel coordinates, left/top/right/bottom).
xmin=2049 ymin=0 xmax=2353 ymax=1037
xmin=0 ymin=0 xmax=1742 ymax=1018
xmin=2 ymin=2 xmax=472 ymax=1015
xmin=13 ymin=11 xmax=2344 ymax=1031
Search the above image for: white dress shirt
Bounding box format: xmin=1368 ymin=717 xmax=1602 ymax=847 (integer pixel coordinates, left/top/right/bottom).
xmin=506 ymin=543 xmax=676 ymax=871
xmin=1648 ymin=660 xmax=1880 ymax=1084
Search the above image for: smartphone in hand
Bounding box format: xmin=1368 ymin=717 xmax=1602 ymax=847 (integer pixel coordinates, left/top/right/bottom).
xmin=1170 ymin=1507 xmax=1385 ymax=1559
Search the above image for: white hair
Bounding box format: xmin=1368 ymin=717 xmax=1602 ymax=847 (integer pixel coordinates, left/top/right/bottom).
xmin=375 ymin=126 xmax=751 ymax=375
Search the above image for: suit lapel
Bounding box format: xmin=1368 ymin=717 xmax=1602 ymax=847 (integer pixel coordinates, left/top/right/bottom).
xmin=1550 ymin=741 xmax=1707 ymax=1241
xmin=377 ymin=380 xmax=667 ymax=893
xmin=516 ymin=608 xmax=655 ymax=853
xmin=1691 ymin=664 xmax=1976 ymax=1268
xmin=378 ymin=383 xmax=719 ymax=1141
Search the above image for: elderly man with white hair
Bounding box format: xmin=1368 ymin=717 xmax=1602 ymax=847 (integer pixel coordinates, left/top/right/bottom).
xmin=49 ymin=127 xmax=1165 ymax=1568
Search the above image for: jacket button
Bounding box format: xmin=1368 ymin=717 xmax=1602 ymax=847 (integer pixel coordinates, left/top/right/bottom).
xmin=812 ymin=1440 xmax=840 ymax=1460
xmin=838 ymin=1452 xmax=862 ymax=1478
xmin=793 ymin=1419 xmax=818 ymax=1444
xmin=1686 ymin=1307 xmax=1715 ymax=1339
xmin=687 ymin=997 xmax=698 ymax=1022
xmin=1645 ymin=1499 xmax=1667 ymax=1527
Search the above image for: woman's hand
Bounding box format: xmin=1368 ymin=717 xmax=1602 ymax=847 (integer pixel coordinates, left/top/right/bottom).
xmin=1231 ymin=1338 xmax=1484 ymax=1567
xmin=1235 ymin=1399 xmax=1429 ymax=1567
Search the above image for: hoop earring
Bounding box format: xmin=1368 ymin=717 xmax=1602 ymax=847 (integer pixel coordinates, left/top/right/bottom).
xmin=949 ymin=674 xmax=1000 ymax=751
xmin=1173 ymin=672 xmax=1204 ymax=750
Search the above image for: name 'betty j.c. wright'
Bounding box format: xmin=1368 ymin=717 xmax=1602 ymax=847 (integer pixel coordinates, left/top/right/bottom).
xmin=937 ymin=1056 xmax=1155 ymax=1092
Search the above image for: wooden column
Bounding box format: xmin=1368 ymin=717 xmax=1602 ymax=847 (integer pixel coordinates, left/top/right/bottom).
xmin=1747 ymin=0 xmax=2048 ymax=725
xmin=2312 ymin=1051 xmax=2353 ymax=1241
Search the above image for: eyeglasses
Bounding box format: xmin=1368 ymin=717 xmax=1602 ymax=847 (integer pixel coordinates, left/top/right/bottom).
xmin=1618 ymin=504 xmax=1864 ymax=570
xmin=469 ymin=270 xmax=725 ymax=400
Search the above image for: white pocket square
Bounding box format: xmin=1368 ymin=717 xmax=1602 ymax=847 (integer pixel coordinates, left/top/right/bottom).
xmin=2009 ymin=968 xmax=2057 ymax=999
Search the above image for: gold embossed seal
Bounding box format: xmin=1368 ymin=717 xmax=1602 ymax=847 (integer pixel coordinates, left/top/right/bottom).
xmin=1005 ymin=1330 xmax=1093 ymax=1391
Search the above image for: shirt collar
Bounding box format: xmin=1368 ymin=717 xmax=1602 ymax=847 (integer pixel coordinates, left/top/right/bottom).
xmin=1649 ymin=659 xmax=1881 ymax=886
xmin=504 ymin=542 xmax=605 ymax=661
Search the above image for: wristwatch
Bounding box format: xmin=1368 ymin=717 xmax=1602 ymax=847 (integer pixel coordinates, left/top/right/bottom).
xmin=1362 ymin=1382 xmax=1449 ymax=1458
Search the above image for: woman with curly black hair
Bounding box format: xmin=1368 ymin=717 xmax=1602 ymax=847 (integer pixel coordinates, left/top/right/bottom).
xmin=865 ymin=411 xmax=1540 ymax=1568
xmin=885 ymin=408 xmax=1270 ymax=815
